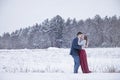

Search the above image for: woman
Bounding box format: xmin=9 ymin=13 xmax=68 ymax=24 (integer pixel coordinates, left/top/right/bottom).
xmin=78 ymin=34 xmax=91 ymax=73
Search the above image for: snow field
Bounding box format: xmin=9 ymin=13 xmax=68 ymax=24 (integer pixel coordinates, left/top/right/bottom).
xmin=0 ymin=48 xmax=120 ymax=73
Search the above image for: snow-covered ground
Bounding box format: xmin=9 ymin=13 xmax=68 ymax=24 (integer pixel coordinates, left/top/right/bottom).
xmin=0 ymin=73 xmax=120 ymax=80
xmin=0 ymin=48 xmax=120 ymax=80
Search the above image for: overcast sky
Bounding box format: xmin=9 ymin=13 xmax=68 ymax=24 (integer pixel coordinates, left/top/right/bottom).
xmin=0 ymin=0 xmax=120 ymax=35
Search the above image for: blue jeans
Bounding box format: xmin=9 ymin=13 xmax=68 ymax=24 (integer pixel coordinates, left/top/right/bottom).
xmin=72 ymin=55 xmax=80 ymax=73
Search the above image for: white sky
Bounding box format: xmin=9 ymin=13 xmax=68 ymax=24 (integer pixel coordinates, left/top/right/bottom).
xmin=0 ymin=0 xmax=120 ymax=35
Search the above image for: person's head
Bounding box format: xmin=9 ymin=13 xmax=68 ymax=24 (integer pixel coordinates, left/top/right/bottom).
xmin=77 ymin=32 xmax=83 ymax=38
xmin=81 ymin=34 xmax=85 ymax=39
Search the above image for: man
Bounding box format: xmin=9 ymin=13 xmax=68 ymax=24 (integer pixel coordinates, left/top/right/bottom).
xmin=70 ymin=32 xmax=83 ymax=73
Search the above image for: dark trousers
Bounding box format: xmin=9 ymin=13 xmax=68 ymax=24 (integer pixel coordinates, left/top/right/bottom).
xmin=72 ymin=55 xmax=80 ymax=73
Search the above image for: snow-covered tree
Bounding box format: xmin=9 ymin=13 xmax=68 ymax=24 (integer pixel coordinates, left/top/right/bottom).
xmin=0 ymin=15 xmax=120 ymax=49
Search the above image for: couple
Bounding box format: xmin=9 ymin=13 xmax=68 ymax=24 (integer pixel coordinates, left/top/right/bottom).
xmin=70 ymin=32 xmax=91 ymax=73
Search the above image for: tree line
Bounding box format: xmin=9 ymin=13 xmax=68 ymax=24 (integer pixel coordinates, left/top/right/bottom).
xmin=0 ymin=15 xmax=120 ymax=49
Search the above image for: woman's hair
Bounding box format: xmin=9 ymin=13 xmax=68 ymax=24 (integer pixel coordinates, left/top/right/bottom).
xmin=84 ymin=35 xmax=88 ymax=46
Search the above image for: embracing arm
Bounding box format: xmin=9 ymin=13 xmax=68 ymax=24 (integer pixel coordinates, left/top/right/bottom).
xmin=72 ymin=38 xmax=82 ymax=50
xmin=78 ymin=40 xmax=85 ymax=46
xmin=78 ymin=40 xmax=87 ymax=48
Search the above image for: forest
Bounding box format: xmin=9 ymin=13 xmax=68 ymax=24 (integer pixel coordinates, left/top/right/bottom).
xmin=0 ymin=15 xmax=120 ymax=49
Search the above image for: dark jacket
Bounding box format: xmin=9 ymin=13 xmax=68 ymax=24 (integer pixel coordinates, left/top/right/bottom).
xmin=70 ymin=37 xmax=82 ymax=56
